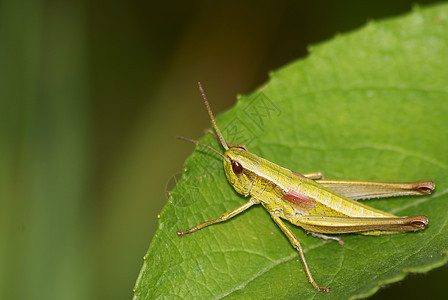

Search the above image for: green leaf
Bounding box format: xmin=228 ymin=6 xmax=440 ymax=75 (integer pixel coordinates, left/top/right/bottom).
xmin=134 ymin=4 xmax=448 ymax=299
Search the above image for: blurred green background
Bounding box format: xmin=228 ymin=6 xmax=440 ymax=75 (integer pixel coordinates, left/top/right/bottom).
xmin=1 ymin=0 xmax=447 ymax=299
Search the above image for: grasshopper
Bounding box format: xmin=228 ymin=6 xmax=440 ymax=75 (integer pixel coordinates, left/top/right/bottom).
xmin=177 ymin=82 xmax=435 ymax=292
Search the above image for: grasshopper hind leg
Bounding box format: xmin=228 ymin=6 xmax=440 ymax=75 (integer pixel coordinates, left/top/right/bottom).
xmin=270 ymin=214 xmax=330 ymax=293
xmin=307 ymin=231 xmax=345 ymax=246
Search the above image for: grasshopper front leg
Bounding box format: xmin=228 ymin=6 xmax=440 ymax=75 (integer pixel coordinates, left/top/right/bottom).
xmin=270 ymin=213 xmax=330 ymax=293
xmin=177 ymin=198 xmax=257 ymax=236
xmin=302 ymin=172 xmax=324 ymax=180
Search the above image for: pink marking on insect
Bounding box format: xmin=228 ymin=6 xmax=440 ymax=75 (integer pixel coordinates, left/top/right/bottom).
xmin=282 ymin=189 xmax=316 ymax=209
xmin=292 ymin=171 xmax=306 ymax=178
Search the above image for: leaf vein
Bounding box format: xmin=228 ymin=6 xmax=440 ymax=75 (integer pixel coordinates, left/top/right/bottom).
xmin=217 ymin=241 xmax=330 ymax=299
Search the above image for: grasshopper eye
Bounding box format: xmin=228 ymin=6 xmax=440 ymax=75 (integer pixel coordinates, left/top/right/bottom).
xmin=231 ymin=160 xmax=243 ymax=175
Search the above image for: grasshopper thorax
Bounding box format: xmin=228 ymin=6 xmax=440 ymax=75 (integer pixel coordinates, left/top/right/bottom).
xmin=223 ymin=147 xmax=259 ymax=196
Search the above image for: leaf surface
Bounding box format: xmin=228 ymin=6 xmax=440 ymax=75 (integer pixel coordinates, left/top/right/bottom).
xmin=134 ymin=4 xmax=448 ymax=299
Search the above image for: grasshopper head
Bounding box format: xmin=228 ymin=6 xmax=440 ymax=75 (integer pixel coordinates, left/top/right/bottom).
xmin=223 ymin=147 xmax=258 ymax=196
xmin=181 ymin=83 xmax=260 ymax=196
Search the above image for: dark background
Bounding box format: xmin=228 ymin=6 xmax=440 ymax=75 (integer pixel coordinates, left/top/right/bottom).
xmin=1 ymin=1 xmax=446 ymax=299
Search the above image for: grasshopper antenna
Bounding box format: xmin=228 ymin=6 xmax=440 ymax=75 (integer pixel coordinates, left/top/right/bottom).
xmin=177 ymin=136 xmax=230 ymax=162
xmin=198 ymin=82 xmax=229 ymax=150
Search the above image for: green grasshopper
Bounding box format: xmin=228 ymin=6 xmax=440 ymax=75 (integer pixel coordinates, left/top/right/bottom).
xmin=177 ymin=82 xmax=435 ymax=292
